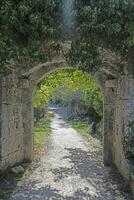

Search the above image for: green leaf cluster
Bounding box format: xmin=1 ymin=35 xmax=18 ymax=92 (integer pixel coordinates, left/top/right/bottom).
xmin=34 ymin=69 xmax=102 ymax=116
xmin=68 ymin=0 xmax=134 ymax=72
xmin=0 ymin=0 xmax=61 ymax=74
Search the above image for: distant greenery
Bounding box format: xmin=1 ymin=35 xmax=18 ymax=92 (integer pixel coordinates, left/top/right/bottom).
xmin=34 ymin=69 xmax=102 ymax=116
xmin=34 ymin=115 xmax=51 ymax=153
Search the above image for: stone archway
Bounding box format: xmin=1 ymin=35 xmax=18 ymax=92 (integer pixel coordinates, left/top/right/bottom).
xmin=0 ymin=59 xmax=134 ymax=189
xmin=20 ymin=59 xmax=116 ymax=167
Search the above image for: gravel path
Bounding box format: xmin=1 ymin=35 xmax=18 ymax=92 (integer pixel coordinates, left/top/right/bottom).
xmin=9 ymin=107 xmax=132 ymax=200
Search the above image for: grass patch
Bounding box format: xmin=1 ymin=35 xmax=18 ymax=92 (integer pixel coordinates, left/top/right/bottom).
xmin=68 ymin=120 xmax=91 ymax=140
xmin=68 ymin=119 xmax=103 ymax=150
xmin=34 ymin=115 xmax=52 ymax=154
xmin=68 ymin=119 xmax=102 ymax=141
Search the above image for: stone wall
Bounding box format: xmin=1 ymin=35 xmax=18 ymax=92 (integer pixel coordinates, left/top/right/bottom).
xmin=0 ymin=73 xmax=24 ymax=169
xmin=103 ymin=74 xmax=134 ymax=185
xmin=113 ymin=75 xmax=134 ymax=180
xmin=103 ymin=80 xmax=117 ymax=166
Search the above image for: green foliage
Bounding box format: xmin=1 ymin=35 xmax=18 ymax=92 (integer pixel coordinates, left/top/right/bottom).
xmin=34 ymin=116 xmax=51 ymax=150
xmin=67 ymin=39 xmax=103 ymax=72
xmin=34 ymin=69 xmax=102 ymax=116
xmin=68 ymin=120 xmax=90 ymax=137
xmin=68 ymin=0 xmax=134 ymax=71
xmin=0 ymin=0 xmax=61 ymax=74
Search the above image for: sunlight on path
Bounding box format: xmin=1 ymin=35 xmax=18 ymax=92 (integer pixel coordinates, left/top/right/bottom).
xmin=9 ymin=107 xmax=131 ymax=200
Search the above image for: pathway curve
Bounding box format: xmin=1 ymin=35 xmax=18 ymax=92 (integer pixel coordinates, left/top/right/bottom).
xmin=9 ymin=107 xmax=132 ymax=200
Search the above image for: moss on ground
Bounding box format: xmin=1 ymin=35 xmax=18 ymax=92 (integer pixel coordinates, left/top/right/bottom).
xmin=34 ymin=115 xmax=52 ymax=155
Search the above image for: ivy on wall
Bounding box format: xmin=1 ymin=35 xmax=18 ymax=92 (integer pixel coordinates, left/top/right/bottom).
xmin=68 ymin=0 xmax=134 ymax=72
xmin=0 ymin=0 xmax=61 ymax=75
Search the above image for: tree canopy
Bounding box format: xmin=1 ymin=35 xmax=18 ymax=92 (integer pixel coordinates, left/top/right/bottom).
xmin=0 ymin=0 xmax=61 ymax=75
xmin=68 ymin=0 xmax=134 ymax=72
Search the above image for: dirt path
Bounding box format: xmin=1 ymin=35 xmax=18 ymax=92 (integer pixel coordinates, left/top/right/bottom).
xmin=9 ymin=107 xmax=132 ymax=200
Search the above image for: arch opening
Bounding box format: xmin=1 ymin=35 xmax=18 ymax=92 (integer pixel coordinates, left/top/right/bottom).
xmin=21 ymin=65 xmax=115 ymax=168
xmin=34 ymin=68 xmax=103 ymax=128
xmin=33 ymin=68 xmax=103 ymax=157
